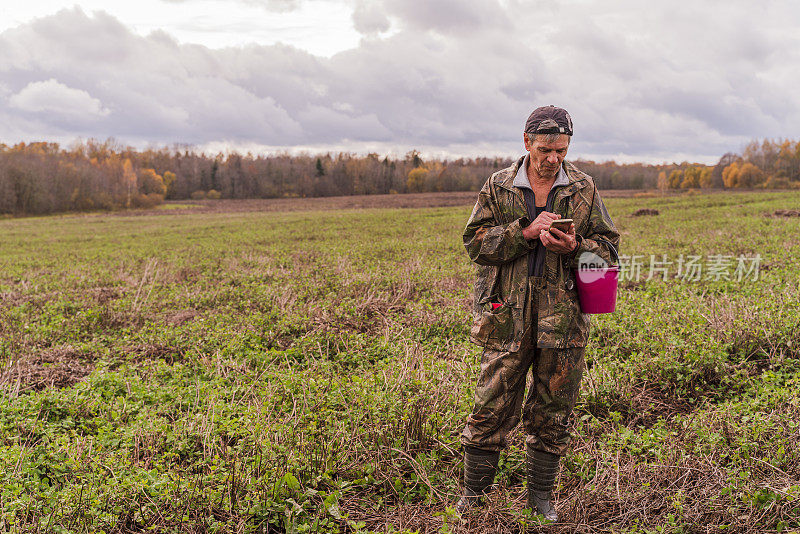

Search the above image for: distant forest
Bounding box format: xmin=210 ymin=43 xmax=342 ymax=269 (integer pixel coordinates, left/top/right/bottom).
xmin=1 ymin=138 xmax=799 ymax=215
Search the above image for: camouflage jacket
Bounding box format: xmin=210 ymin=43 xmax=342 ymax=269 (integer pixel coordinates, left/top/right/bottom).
xmin=464 ymin=157 xmax=620 ymax=350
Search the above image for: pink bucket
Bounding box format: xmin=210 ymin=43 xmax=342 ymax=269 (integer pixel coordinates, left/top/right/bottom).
xmin=574 ymin=238 xmax=619 ymax=314
xmin=575 ymin=266 xmax=619 ymax=314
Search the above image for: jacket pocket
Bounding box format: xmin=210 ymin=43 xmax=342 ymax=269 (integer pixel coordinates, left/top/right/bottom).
xmin=470 ymin=300 xmax=521 ymax=352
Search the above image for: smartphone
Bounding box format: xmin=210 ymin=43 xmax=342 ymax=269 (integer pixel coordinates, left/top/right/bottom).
xmin=548 ymin=218 xmax=573 ymax=237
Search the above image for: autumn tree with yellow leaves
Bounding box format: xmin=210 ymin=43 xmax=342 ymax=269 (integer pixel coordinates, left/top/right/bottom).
xmin=719 ymin=139 xmax=800 ymax=189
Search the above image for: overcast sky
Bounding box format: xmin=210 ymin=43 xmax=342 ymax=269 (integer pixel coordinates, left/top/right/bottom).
xmin=2 ymin=1 xmax=799 ymax=163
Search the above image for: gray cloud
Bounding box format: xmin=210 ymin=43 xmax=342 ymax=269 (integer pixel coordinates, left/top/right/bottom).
xmin=352 ymin=0 xmax=391 ymax=34
xmin=370 ymin=0 xmax=510 ymax=34
xmin=1 ymin=2 xmax=800 ymax=162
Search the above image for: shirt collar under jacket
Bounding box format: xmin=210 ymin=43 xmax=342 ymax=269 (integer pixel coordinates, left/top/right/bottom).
xmin=512 ymin=154 xmax=569 ymax=191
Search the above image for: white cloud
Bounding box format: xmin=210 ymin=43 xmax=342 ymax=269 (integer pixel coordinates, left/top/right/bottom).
xmin=242 ymin=0 xmax=303 ymax=12
xmin=165 ymin=0 xmax=306 ymax=12
xmin=9 ymin=79 xmax=110 ymax=118
xmin=1 ymin=1 xmax=359 ymax=57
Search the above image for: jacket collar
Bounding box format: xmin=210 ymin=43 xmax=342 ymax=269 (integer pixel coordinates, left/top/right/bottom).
xmin=496 ymin=155 xmax=587 ymax=194
xmin=512 ymin=154 xmax=569 ymax=191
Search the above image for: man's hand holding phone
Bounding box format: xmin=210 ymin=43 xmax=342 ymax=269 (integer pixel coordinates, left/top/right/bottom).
xmin=540 ymin=218 xmax=577 ymax=253
xmin=522 ymin=211 xmax=560 ymax=241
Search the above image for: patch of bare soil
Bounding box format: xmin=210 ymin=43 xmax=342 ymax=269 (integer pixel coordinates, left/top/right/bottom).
xmin=631 ymin=208 xmax=660 ymax=216
xmin=166 ymin=309 xmax=198 ymax=326
xmin=89 ymin=286 xmax=121 ymax=304
xmin=100 ymin=189 xmax=644 ymax=217
xmin=196 ymin=190 xmax=646 ymax=212
xmin=192 ymin=192 xmax=481 ymax=213
xmin=772 ymin=209 xmax=800 ymax=217
xmin=0 ymin=347 xmax=94 ymax=394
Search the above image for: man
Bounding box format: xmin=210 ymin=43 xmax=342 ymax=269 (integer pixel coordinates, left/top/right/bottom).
xmin=457 ymin=106 xmax=620 ymax=520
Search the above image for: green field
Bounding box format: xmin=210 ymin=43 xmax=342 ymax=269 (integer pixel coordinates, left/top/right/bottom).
xmin=1 ymin=191 xmax=800 ymax=533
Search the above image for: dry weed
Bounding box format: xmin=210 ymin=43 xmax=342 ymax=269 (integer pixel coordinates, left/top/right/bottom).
xmin=0 ymin=346 xmax=94 ymax=394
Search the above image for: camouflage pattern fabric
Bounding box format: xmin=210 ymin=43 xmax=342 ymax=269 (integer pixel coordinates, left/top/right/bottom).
xmin=464 ymin=157 xmax=620 ymax=350
xmin=461 ymin=277 xmax=585 ymax=455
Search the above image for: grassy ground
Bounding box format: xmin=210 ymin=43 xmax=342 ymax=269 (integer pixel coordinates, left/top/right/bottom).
xmin=1 ymin=191 xmax=799 ymax=533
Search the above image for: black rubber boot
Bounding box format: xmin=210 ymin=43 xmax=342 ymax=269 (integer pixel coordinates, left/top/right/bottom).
xmin=456 ymin=446 xmax=500 ymax=513
xmin=526 ymin=446 xmax=560 ymax=522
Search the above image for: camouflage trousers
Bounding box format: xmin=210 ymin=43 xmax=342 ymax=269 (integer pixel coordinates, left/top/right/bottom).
xmin=461 ymin=276 xmax=585 ymax=456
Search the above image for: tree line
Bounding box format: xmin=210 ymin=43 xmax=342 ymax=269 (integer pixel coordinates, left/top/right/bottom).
xmin=656 ymin=139 xmax=800 ymax=191
xmin=1 ymin=138 xmax=798 ymax=215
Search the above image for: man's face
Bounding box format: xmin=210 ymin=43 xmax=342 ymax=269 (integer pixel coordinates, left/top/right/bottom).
xmin=524 ymin=133 xmax=570 ymax=180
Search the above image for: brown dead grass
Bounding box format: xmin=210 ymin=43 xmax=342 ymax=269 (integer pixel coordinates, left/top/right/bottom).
xmin=0 ymin=290 xmax=34 ymax=307
xmin=309 ymin=283 xmax=418 ymax=338
xmin=339 ymin=401 xmax=800 ymax=533
xmin=326 ymin=332 xmax=800 ymax=533
xmin=0 ymin=346 xmax=94 ymax=394
xmin=124 ymin=343 xmax=185 ymax=364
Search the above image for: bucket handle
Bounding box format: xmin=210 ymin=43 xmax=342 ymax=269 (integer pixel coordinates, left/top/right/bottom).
xmin=593 ymin=237 xmax=619 ymax=267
